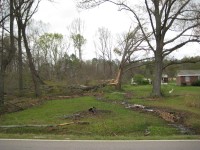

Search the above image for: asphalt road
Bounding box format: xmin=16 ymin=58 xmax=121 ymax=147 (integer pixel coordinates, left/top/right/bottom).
xmin=0 ymin=139 xmax=200 ymax=150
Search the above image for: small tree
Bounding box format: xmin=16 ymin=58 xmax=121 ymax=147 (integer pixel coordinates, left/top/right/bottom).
xmin=69 ymin=18 xmax=86 ymax=61
xmin=71 ymin=33 xmax=86 ymax=61
xmin=133 ymin=74 xmax=149 ymax=85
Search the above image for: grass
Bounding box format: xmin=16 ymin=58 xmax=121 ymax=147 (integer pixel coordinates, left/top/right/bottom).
xmin=0 ymin=84 xmax=200 ymax=139
xmin=121 ymin=84 xmax=200 ymax=134
xmin=0 ymin=97 xmax=179 ymax=139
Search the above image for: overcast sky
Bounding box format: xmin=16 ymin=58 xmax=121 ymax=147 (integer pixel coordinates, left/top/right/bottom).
xmin=33 ymin=0 xmax=133 ymax=59
xmin=33 ymin=0 xmax=200 ymax=60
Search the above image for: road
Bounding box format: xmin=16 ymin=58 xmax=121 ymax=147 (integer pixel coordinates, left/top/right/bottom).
xmin=0 ymin=139 xmax=200 ymax=150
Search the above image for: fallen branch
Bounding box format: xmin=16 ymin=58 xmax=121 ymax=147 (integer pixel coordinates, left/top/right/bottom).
xmin=0 ymin=121 xmax=89 ymax=128
xmin=68 ymin=84 xmax=106 ymax=91
xmin=0 ymin=124 xmax=54 ymax=128
xmin=5 ymin=101 xmax=24 ymax=111
xmin=57 ymin=122 xmax=74 ymax=126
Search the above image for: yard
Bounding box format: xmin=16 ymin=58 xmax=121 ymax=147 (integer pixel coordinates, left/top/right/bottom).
xmin=0 ymin=84 xmax=200 ymax=140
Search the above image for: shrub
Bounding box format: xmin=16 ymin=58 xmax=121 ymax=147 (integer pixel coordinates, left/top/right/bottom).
xmin=133 ymin=74 xmax=149 ymax=85
xmin=191 ymin=80 xmax=200 ymax=86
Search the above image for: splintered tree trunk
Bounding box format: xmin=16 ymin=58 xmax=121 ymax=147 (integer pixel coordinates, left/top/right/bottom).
xmin=21 ymin=26 xmax=43 ymax=97
xmin=109 ymin=61 xmax=112 ymax=78
xmin=115 ymin=66 xmax=123 ymax=90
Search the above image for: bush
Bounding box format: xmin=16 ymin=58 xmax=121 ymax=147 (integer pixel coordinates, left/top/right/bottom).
xmin=133 ymin=74 xmax=149 ymax=85
xmin=192 ymin=80 xmax=200 ymax=86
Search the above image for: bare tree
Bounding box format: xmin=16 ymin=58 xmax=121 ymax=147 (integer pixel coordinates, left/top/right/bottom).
xmin=94 ymin=27 xmax=113 ymax=78
xmin=0 ymin=0 xmax=16 ymax=107
xmin=77 ymin=0 xmax=200 ymax=97
xmin=113 ymin=26 xmax=147 ymax=90
xmin=14 ymin=0 xmax=44 ymax=97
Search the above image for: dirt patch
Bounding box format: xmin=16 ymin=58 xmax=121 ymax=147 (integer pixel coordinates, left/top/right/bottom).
xmin=62 ymin=109 xmax=112 ymax=121
xmin=124 ymin=92 xmax=134 ymax=99
xmin=154 ymin=109 xmax=184 ymax=123
xmin=1 ymin=98 xmax=44 ymax=114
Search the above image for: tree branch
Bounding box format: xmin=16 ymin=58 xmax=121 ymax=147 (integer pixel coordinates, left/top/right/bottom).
xmin=163 ymin=39 xmax=200 ymax=57
xmin=163 ymin=57 xmax=200 ymax=70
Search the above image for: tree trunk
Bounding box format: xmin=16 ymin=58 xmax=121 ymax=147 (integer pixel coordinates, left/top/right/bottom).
xmin=152 ymin=51 xmax=163 ymax=97
xmin=109 ymin=61 xmax=112 ymax=78
xmin=21 ymin=26 xmax=43 ymax=97
xmin=1 ymin=0 xmax=15 ymax=108
xmin=0 ymin=70 xmax=5 ymax=108
xmin=17 ymin=23 xmax=23 ymax=96
xmin=115 ymin=66 xmax=123 ymax=90
xmin=103 ymin=58 xmax=106 ymax=79
xmin=0 ymin=18 xmax=4 ymax=108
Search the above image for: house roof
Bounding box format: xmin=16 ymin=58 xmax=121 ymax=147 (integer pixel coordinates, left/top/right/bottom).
xmin=177 ymin=70 xmax=200 ymax=76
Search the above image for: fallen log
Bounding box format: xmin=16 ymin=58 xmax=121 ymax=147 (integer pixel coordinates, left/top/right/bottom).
xmin=0 ymin=121 xmax=90 ymax=128
xmin=68 ymin=84 xmax=106 ymax=91
xmin=57 ymin=122 xmax=74 ymax=126
xmin=5 ymin=101 xmax=24 ymax=111
xmin=0 ymin=124 xmax=54 ymax=128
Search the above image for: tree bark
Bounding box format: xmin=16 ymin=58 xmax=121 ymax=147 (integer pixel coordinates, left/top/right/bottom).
xmin=152 ymin=57 xmax=163 ymax=97
xmin=21 ymin=25 xmax=43 ymax=97
xmin=17 ymin=22 xmax=23 ymax=96
xmin=0 ymin=70 xmax=5 ymax=108
xmin=115 ymin=66 xmax=123 ymax=90
xmin=0 ymin=0 xmax=15 ymax=107
xmin=0 ymin=20 xmax=4 ymax=108
xmin=152 ymin=44 xmax=163 ymax=97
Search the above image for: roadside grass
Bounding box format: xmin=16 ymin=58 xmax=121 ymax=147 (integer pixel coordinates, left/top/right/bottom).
xmin=0 ymin=96 xmax=180 ymax=139
xmin=0 ymin=84 xmax=200 ymax=139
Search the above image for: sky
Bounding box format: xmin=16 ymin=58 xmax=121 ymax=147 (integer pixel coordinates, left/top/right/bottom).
xmin=33 ymin=0 xmax=133 ymax=60
xmin=33 ymin=0 xmax=200 ymax=60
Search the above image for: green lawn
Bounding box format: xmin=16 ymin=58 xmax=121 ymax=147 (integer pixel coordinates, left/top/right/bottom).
xmin=0 ymin=84 xmax=200 ymax=140
xmin=122 ymin=84 xmax=200 ymax=134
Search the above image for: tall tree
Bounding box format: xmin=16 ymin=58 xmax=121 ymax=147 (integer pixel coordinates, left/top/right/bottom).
xmin=69 ymin=18 xmax=86 ymax=61
xmin=16 ymin=4 xmax=23 ymax=96
xmin=77 ymin=0 xmax=200 ymax=97
xmin=71 ymin=33 xmax=86 ymax=61
xmin=94 ymin=27 xmax=113 ymax=78
xmin=14 ymin=0 xmax=44 ymax=97
xmin=0 ymin=0 xmax=16 ymax=108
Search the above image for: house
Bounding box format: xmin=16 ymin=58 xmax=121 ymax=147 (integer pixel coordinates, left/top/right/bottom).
xmin=176 ymin=70 xmax=200 ymax=86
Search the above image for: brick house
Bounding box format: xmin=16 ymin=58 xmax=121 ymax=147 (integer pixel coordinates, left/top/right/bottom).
xmin=176 ymin=70 xmax=200 ymax=85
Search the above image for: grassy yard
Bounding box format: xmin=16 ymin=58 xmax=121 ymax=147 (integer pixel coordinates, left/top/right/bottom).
xmin=0 ymin=84 xmax=200 ymax=140
xmin=116 ymin=84 xmax=200 ymax=134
